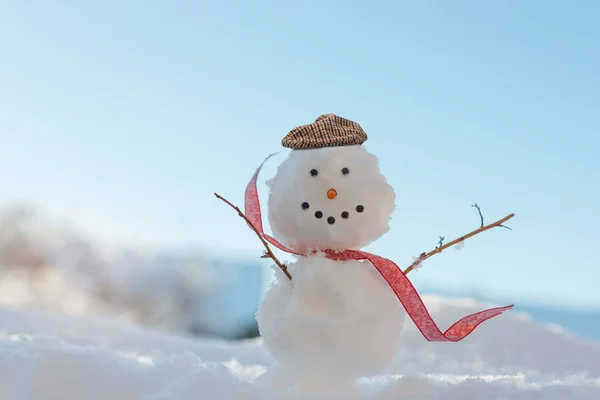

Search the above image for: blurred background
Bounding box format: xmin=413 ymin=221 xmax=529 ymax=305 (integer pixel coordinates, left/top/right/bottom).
xmin=1 ymin=1 xmax=599 ymax=342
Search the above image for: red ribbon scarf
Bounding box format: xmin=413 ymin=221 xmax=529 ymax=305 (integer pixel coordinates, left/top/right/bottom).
xmin=244 ymin=155 xmax=513 ymax=342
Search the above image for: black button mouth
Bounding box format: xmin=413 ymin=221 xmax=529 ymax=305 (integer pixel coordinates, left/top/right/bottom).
xmin=327 ymin=216 xmax=336 ymax=225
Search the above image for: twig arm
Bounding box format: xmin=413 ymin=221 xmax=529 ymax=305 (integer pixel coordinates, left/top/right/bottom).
xmin=403 ymin=213 xmax=514 ymax=275
xmin=214 ymin=193 xmax=292 ymax=280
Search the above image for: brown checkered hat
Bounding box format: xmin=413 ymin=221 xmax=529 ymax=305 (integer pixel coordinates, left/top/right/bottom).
xmin=281 ymin=114 xmax=368 ymax=150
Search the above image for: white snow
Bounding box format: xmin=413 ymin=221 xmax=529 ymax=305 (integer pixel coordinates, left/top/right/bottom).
xmin=1 ymin=294 xmax=599 ymax=399
xmin=0 ymin=206 xmax=264 ymax=339
xmin=256 ymin=256 xmax=405 ymax=392
xmin=267 ymin=145 xmax=395 ymax=253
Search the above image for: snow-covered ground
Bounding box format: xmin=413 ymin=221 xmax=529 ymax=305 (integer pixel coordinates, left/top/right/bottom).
xmin=1 ymin=295 xmax=599 ymax=399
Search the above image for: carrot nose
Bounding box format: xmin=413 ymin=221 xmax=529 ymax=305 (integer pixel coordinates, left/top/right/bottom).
xmin=327 ymin=188 xmax=337 ymax=199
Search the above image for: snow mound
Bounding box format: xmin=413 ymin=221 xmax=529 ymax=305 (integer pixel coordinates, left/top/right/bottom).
xmin=1 ymin=295 xmax=599 ymax=399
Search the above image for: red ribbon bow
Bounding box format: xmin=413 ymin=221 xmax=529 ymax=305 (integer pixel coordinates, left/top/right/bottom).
xmin=244 ymin=155 xmax=513 ymax=342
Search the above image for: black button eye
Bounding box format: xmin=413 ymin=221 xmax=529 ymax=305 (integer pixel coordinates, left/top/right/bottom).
xmin=342 ymin=167 xmax=350 ymax=175
xmin=341 ymin=211 xmax=349 ymax=219
xmin=301 ymin=202 xmax=310 ymax=210
xmin=315 ymin=211 xmax=323 ymax=219
xmin=310 ymin=169 xmax=318 ymax=177
xmin=356 ymin=205 xmax=364 ymax=213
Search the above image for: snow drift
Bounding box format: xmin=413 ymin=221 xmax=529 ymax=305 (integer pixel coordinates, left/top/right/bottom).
xmin=1 ymin=294 xmax=598 ymax=399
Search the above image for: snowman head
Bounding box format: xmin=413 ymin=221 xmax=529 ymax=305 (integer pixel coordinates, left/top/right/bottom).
xmin=266 ymin=115 xmax=395 ymax=253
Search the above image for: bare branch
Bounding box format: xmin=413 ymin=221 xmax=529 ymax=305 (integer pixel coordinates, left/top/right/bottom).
xmin=214 ymin=193 xmax=292 ymax=280
xmin=404 ymin=213 xmax=515 ymax=275
xmin=436 ymin=236 xmax=445 ymax=249
xmin=472 ymin=203 xmax=484 ymax=228
xmin=473 ymin=203 xmax=512 ymax=230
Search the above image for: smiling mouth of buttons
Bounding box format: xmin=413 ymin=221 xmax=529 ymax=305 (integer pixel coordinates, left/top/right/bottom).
xmin=309 ymin=208 xmax=364 ymax=225
xmin=303 ymin=197 xmax=364 ymax=225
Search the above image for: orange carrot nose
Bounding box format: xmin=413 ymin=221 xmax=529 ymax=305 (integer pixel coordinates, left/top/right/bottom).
xmin=327 ymin=188 xmax=337 ymax=199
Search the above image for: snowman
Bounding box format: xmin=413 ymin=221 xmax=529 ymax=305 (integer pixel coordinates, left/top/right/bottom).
xmin=225 ymin=114 xmax=512 ymax=394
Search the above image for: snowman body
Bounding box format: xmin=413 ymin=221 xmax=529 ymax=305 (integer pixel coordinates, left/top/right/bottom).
xmin=256 ymin=144 xmax=405 ymax=390
xmin=257 ymin=255 xmax=405 ymax=389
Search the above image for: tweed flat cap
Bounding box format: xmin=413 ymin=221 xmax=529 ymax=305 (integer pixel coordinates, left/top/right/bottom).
xmin=281 ymin=114 xmax=368 ymax=150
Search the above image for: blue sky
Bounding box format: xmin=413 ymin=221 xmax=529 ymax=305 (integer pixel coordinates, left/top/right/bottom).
xmin=1 ymin=1 xmax=599 ymax=310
